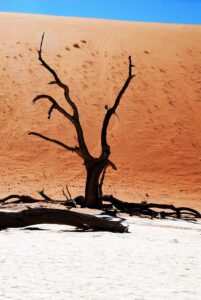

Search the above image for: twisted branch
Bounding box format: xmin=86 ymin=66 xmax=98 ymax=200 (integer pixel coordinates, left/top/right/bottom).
xmin=102 ymin=195 xmax=201 ymax=219
xmin=39 ymin=33 xmax=78 ymax=117
xmin=31 ymin=33 xmax=92 ymax=159
xmin=101 ymin=56 xmax=135 ymax=157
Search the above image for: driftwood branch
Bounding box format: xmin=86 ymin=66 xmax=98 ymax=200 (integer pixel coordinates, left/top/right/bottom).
xmin=102 ymin=195 xmax=201 ymax=220
xmin=61 ymin=186 xmax=76 ymax=207
xmin=101 ymin=56 xmax=135 ymax=157
xmin=0 ymin=192 xmax=79 ymax=209
xmin=0 ymin=194 xmax=37 ymax=204
xmin=38 ymin=189 xmax=53 ymax=201
xmin=0 ymin=193 xmax=80 ymax=208
xmin=0 ymin=194 xmax=64 ymax=205
xmin=0 ymin=208 xmax=128 ymax=232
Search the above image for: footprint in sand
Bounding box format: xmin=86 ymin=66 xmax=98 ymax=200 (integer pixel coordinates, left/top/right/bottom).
xmin=159 ymin=68 xmax=165 ymax=73
xmin=73 ymin=43 xmax=80 ymax=49
xmin=186 ymin=49 xmax=193 ymax=56
xmin=168 ymin=100 xmax=174 ymax=106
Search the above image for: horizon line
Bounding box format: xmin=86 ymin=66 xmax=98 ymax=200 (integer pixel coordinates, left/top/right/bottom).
xmin=1 ymin=11 xmax=201 ymax=26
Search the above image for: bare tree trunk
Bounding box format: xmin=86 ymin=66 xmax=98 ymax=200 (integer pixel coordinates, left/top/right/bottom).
xmin=84 ymin=161 xmax=106 ymax=208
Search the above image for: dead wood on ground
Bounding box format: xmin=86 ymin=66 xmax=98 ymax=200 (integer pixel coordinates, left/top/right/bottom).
xmin=0 ymin=192 xmax=200 ymax=232
xmin=102 ymin=195 xmax=201 ymax=220
xmin=0 ymin=207 xmax=128 ymax=233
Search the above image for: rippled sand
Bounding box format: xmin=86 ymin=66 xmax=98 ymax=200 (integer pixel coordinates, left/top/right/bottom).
xmin=0 ymin=219 xmax=200 ymax=300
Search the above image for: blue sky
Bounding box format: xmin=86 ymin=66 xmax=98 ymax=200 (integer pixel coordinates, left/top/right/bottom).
xmin=0 ymin=0 xmax=200 ymax=24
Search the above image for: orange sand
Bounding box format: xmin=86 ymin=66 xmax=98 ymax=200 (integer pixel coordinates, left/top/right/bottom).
xmin=0 ymin=13 xmax=201 ymax=209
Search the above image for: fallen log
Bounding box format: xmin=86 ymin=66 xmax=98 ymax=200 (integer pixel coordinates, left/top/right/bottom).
xmin=0 ymin=193 xmax=76 ymax=208
xmin=0 ymin=207 xmax=128 ymax=233
xmin=102 ymin=195 xmax=201 ymax=219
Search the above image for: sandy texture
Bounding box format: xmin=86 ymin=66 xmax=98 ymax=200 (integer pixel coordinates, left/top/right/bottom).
xmin=0 ymin=13 xmax=201 ymax=209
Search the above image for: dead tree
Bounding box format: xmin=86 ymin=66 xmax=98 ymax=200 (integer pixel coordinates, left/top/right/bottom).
xmin=29 ymin=33 xmax=135 ymax=208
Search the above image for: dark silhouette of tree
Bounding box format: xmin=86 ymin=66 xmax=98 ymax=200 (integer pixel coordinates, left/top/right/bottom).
xmin=29 ymin=33 xmax=135 ymax=208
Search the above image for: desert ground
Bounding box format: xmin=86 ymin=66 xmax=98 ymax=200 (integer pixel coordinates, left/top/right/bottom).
xmin=0 ymin=220 xmax=200 ymax=300
xmin=0 ymin=13 xmax=201 ymax=210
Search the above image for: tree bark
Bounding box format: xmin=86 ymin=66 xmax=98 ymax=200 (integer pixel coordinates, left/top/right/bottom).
xmin=84 ymin=161 xmax=106 ymax=208
xmin=0 ymin=208 xmax=128 ymax=233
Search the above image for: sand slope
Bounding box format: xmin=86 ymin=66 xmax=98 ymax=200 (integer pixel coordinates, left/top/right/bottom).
xmin=0 ymin=13 xmax=201 ymax=208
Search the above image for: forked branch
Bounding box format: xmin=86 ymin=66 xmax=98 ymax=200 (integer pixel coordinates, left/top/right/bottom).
xmin=101 ymin=56 xmax=135 ymax=156
xmin=31 ymin=33 xmax=92 ymax=160
xmin=33 ymin=94 xmax=73 ymax=121
xmin=38 ymin=33 xmax=78 ymax=118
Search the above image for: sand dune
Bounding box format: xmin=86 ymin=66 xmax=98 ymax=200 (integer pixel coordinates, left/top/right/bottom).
xmin=0 ymin=13 xmax=201 ymax=209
